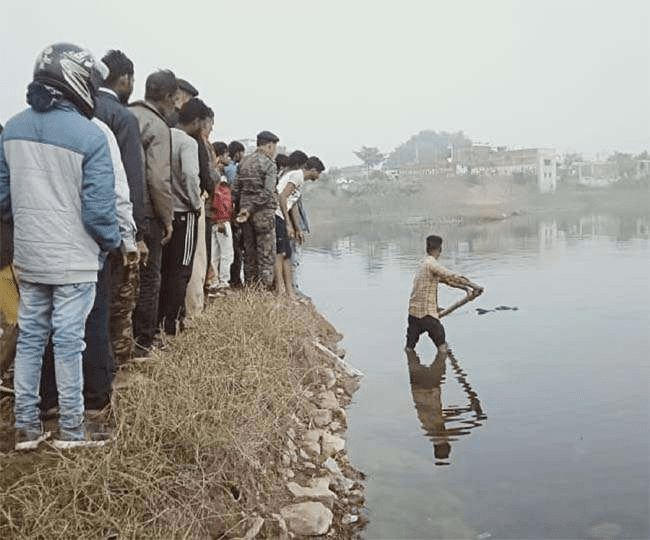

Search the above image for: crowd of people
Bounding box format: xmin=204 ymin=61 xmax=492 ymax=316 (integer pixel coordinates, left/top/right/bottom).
xmin=0 ymin=43 xmax=325 ymax=451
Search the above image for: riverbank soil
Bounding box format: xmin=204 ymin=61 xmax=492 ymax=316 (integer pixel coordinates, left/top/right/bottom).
xmin=0 ymin=290 xmax=365 ymax=539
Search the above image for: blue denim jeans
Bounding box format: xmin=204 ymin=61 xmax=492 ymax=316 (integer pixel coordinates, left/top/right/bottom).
xmin=14 ymin=281 xmax=96 ymax=430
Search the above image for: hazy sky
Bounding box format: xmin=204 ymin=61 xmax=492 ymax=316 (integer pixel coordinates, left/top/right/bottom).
xmin=1 ymin=0 xmax=648 ymax=166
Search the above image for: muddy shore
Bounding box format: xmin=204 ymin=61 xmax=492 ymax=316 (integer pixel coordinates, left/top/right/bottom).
xmin=0 ymin=290 xmax=366 ymax=538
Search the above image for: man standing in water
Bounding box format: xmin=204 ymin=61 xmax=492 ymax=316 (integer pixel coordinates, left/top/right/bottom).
xmin=406 ymin=235 xmax=483 ymax=353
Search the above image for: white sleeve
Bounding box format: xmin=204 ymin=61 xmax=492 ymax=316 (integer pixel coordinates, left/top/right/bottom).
xmin=93 ymin=119 xmax=137 ymax=252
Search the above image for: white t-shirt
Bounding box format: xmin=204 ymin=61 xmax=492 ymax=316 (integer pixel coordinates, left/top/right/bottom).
xmin=276 ymin=169 xmax=305 ymax=218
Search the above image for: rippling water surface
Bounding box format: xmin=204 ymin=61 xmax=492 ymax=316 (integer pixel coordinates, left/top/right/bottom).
xmin=301 ymin=213 xmax=650 ymax=539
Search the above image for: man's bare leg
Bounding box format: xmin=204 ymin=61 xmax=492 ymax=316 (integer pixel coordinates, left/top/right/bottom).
xmin=274 ymin=255 xmax=285 ymax=296
xmin=282 ymin=258 xmax=296 ymax=300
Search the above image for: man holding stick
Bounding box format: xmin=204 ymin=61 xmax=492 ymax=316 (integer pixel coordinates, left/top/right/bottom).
xmin=406 ymin=235 xmax=483 ymax=354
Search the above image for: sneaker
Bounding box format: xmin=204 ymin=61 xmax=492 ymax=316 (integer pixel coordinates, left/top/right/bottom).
xmin=85 ymin=404 xmax=112 ymax=423
xmin=15 ymin=425 xmax=51 ymax=451
xmin=41 ymin=406 xmax=60 ymax=421
xmin=180 ymin=318 xmax=195 ymax=331
xmin=52 ymin=422 xmax=115 ymax=450
xmin=154 ymin=332 xmax=173 ymax=347
xmin=133 ymin=341 xmax=151 ymax=358
xmin=206 ymin=282 xmax=220 ymax=293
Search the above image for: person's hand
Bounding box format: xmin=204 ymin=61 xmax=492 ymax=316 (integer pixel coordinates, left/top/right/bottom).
xmin=161 ymin=224 xmax=173 ymax=246
xmin=137 ymin=240 xmax=150 ymax=267
xmin=122 ymin=249 xmax=140 ymax=267
xmin=236 ymin=209 xmax=250 ymax=224
xmin=287 ymin=223 xmax=295 ymax=240
xmin=296 ymin=230 xmax=305 ymax=245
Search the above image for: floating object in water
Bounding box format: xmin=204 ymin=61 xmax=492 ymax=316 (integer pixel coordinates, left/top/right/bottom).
xmin=476 ymin=306 xmax=518 ymax=315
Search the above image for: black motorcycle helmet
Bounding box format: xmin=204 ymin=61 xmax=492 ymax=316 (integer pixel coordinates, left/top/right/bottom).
xmin=33 ymin=43 xmax=96 ymax=118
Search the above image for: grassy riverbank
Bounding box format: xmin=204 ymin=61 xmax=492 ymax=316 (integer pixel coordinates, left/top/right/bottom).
xmin=0 ymin=290 xmax=363 ymax=538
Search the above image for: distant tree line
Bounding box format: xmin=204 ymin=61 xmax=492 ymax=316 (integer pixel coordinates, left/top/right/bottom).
xmin=384 ymin=130 xmax=471 ymax=168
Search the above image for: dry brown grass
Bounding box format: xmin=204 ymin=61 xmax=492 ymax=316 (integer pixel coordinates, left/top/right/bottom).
xmin=0 ymin=289 xmax=340 ymax=539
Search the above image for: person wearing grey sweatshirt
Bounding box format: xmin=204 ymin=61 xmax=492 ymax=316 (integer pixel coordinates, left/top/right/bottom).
xmin=158 ymin=98 xmax=210 ymax=335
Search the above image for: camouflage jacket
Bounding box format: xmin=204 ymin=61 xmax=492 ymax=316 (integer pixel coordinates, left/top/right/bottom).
xmin=232 ymin=150 xmax=277 ymax=212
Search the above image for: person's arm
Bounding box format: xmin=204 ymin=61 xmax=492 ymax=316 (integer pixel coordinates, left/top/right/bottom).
xmin=117 ymin=111 xmax=145 ymax=240
xmin=146 ymin=124 xmax=173 ymax=244
xmin=231 ymin=171 xmax=241 ymax=212
xmin=432 ymin=260 xmax=483 ymax=295
xmin=289 ymin=204 xmax=303 ymax=244
xmin=297 ymin=197 xmax=310 ymax=234
xmin=0 ymin=136 xmax=13 ymax=268
xmin=263 ymin=159 xmax=278 ymax=193
xmin=196 ymin=141 xmax=213 ymax=196
xmin=99 ymin=123 xmax=138 ymax=261
xmin=81 ymin=133 xmax=121 ymax=252
xmin=182 ymin=138 xmax=202 ymax=212
xmin=278 ymin=181 xmax=296 ymax=238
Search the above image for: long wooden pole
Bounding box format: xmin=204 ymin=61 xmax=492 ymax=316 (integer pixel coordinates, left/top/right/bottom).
xmin=438 ymin=290 xmax=475 ymax=319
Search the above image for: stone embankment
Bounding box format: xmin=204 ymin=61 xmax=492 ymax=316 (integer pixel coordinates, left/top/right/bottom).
xmin=238 ymin=326 xmax=367 ymax=539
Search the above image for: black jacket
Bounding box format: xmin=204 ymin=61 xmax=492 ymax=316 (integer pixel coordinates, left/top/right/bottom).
xmin=193 ymin=135 xmax=215 ymax=196
xmin=95 ymin=89 xmax=145 ymax=239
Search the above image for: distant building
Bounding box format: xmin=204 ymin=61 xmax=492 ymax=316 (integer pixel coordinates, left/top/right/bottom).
xmin=386 ymin=144 xmax=558 ymax=193
xmin=454 ymin=145 xmax=557 ymax=193
xmin=575 ymin=161 xmax=619 ymax=187
xmin=492 ymin=148 xmax=557 ymax=193
xmin=636 ymin=159 xmax=650 ymax=179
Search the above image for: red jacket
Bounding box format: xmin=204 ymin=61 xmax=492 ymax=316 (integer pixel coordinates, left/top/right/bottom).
xmin=212 ymin=183 xmax=233 ymax=223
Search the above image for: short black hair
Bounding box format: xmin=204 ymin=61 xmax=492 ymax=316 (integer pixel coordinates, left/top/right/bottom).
xmin=288 ymin=150 xmax=308 ymax=169
xmin=426 ymin=235 xmax=443 ymax=253
xmin=276 ymin=154 xmax=290 ymax=169
xmin=256 ymin=130 xmax=279 ymax=146
xmin=206 ymin=107 xmax=214 ymax=119
xmin=212 ymin=141 xmax=228 ymax=157
xmin=228 ymin=141 xmax=245 ymax=158
xmin=305 ymin=156 xmax=325 ymax=172
xmin=145 ymin=70 xmax=177 ymax=102
xmin=177 ymin=78 xmax=198 ymax=97
xmin=102 ymin=50 xmax=134 ymax=86
xmin=178 ymin=97 xmax=211 ymax=124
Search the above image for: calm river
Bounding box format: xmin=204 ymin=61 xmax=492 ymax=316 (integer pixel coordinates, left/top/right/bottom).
xmin=301 ymin=212 xmax=650 ymax=540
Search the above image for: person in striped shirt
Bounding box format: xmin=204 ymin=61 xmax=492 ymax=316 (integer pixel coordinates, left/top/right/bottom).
xmin=406 ymin=235 xmax=483 ymax=353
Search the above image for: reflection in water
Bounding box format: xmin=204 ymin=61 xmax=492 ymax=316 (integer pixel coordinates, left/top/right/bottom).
xmin=309 ymin=212 xmax=650 ymax=264
xmin=304 ymin=208 xmax=650 ymax=538
xmin=406 ymin=349 xmax=487 ymax=466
